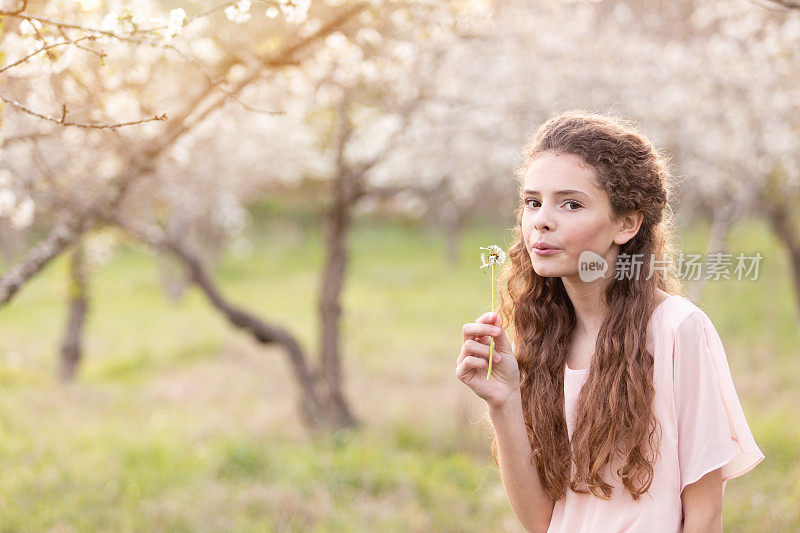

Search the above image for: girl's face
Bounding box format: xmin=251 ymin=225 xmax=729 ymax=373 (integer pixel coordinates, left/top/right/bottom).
xmin=521 ymin=151 xmax=636 ymax=280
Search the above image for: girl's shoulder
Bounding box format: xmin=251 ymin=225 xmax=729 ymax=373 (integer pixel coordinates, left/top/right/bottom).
xmin=651 ymin=293 xmax=713 ymax=335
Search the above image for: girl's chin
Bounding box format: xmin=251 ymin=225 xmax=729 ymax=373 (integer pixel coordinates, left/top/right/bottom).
xmin=530 ymin=254 xmax=574 ymax=277
xmin=530 ymin=263 xmax=564 ymax=276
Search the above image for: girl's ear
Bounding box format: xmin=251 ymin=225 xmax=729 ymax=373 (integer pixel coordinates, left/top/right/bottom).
xmin=613 ymin=211 xmax=644 ymax=246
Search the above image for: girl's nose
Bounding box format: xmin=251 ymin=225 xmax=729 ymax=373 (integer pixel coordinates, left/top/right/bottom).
xmin=533 ymin=205 xmax=554 ymax=232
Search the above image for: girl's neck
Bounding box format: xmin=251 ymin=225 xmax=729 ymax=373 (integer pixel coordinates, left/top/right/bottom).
xmin=564 ymin=284 xmax=671 ymax=339
xmin=561 ymin=278 xmax=608 ymax=337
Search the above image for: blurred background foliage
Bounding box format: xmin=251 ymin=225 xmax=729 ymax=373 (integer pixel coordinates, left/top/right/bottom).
xmin=1 ymin=0 xmax=798 ymax=530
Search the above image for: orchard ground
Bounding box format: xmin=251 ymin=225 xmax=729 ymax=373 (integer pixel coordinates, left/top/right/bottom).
xmin=0 ymin=213 xmax=794 ymax=531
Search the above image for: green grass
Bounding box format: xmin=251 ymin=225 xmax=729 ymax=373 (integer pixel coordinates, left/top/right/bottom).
xmin=0 ymin=213 xmax=796 ymax=531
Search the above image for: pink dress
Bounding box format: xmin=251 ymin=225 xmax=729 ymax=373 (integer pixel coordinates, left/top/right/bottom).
xmin=547 ymin=294 xmax=765 ymax=533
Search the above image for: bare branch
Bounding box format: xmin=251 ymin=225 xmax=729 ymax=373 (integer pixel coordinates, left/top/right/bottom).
xmin=55 ymin=26 xmax=106 ymax=61
xmin=1 ymin=0 xmax=28 ymax=16
xmin=0 ymin=94 xmax=167 ymax=128
xmin=761 ymin=0 xmax=800 ymax=8
xmin=0 ymin=35 xmax=101 ymax=73
xmin=184 ymin=1 xmax=240 ymax=26
xmin=0 ymin=130 xmax=56 ymax=148
xmin=0 ymin=8 xmax=162 ymax=41
xmin=100 ymin=210 xmax=328 ymax=428
xmin=350 ymin=49 xmax=447 ymax=180
xmin=745 ymin=0 xmax=800 ymax=9
xmin=0 ymin=4 xmax=369 ymax=308
xmin=0 ymin=0 xmax=268 ymax=48
xmin=0 ymin=213 xmax=88 ymax=305
xmin=159 ymin=3 xmax=369 ymax=149
xmin=351 ymin=92 xmax=428 ymax=178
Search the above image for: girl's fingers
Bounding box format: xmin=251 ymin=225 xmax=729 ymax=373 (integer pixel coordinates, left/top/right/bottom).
xmin=475 ymin=314 xmax=513 ymax=354
xmin=457 ymin=339 xmax=484 ymax=364
xmin=466 ymin=339 xmax=489 ymax=356
xmin=477 ymin=312 xmax=497 ymax=325
xmin=474 ymin=334 xmax=490 ymax=346
xmin=462 ymin=321 xmax=502 ymax=342
xmin=456 ymin=355 xmax=488 ymax=382
xmin=457 ymin=339 xmax=499 ymax=365
xmin=467 ymin=334 xmax=492 ymax=347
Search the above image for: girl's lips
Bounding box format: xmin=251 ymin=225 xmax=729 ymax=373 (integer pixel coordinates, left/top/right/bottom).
xmin=533 ymin=248 xmax=561 ymax=256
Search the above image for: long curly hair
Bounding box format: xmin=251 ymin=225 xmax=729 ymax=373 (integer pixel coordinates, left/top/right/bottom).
xmin=490 ymin=109 xmax=683 ymax=501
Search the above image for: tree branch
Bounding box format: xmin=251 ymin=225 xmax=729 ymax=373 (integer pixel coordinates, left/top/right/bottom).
xmin=0 ymin=130 xmax=56 ymax=148
xmin=0 ymin=35 xmax=100 ymax=74
xmin=0 ymin=4 xmax=369 ymax=307
xmin=0 ymin=94 xmax=167 ymax=129
xmin=761 ymin=0 xmax=800 ymax=8
xmin=0 ymin=213 xmax=88 ymax=305
xmin=102 ymin=211 xmax=328 ymax=428
xmin=159 ymin=2 xmax=369 ymax=149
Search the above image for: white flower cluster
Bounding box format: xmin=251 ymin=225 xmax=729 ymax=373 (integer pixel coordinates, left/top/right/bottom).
xmin=479 ymin=245 xmax=507 ymax=269
xmin=163 ymin=8 xmax=186 ymax=43
xmin=213 ymin=192 xmax=248 ymax=236
xmin=225 ymin=0 xmax=252 ymax=24
xmin=278 ymin=0 xmax=311 ymax=25
xmin=0 ymin=170 xmax=35 ymax=229
xmin=84 ymin=229 xmax=120 ymax=269
xmin=226 ymin=0 xmax=311 ymax=24
xmin=0 ymin=17 xmax=75 ymax=75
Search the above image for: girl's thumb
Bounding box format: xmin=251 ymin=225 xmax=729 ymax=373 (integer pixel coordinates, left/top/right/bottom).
xmin=486 ymin=312 xmax=512 ymax=353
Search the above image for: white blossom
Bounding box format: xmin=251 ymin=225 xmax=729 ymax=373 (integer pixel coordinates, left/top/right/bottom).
xmin=18 ymin=18 xmax=42 ymax=36
xmin=0 ymin=189 xmax=16 ymax=218
xmin=225 ymin=0 xmax=252 ymax=23
xmin=84 ymin=230 xmax=119 ymax=268
xmin=280 ymin=0 xmax=310 ymax=25
xmin=76 ymin=0 xmax=103 ymax=11
xmin=162 ymin=8 xmax=186 ymax=43
xmin=100 ymin=12 xmax=122 ymax=33
xmin=10 ymin=197 xmax=35 ymax=229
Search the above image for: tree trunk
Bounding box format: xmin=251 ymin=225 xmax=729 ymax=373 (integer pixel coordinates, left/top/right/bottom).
xmin=0 ymin=213 xmax=87 ymax=306
xmin=59 ymin=240 xmax=88 ymax=381
xmin=762 ymin=170 xmax=800 ymax=322
xmin=687 ymin=201 xmax=736 ymax=302
xmin=444 ymin=210 xmax=462 ymax=266
xmin=0 ymin=221 xmax=28 ymax=267
xmin=765 ymin=198 xmax=800 ymax=323
xmin=317 ymin=170 xmax=361 ymax=430
xmin=108 ymin=215 xmax=334 ymax=432
xmin=169 ymin=236 xmax=332 ymax=431
xmin=157 ymin=212 xmax=192 ymax=302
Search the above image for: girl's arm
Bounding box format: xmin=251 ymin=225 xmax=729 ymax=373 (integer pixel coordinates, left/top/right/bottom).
xmin=489 ymin=390 xmax=555 ymax=533
xmin=680 ymin=466 xmax=724 ymax=533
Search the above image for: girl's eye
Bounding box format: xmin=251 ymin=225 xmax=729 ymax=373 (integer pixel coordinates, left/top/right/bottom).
xmin=524 ymin=199 xmax=582 ymax=211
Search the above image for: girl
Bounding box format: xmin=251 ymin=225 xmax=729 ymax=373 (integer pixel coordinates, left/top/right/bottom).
xmin=455 ymin=110 xmax=765 ymax=533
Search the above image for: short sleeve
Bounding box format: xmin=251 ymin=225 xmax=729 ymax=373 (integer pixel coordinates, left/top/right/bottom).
xmin=672 ymin=309 xmax=765 ymax=494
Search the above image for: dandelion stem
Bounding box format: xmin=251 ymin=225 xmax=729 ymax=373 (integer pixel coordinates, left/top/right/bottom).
xmin=487 ymin=262 xmax=495 ymax=380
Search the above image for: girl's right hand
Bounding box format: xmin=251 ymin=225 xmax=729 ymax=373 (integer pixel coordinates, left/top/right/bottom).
xmin=456 ymin=311 xmax=520 ymax=409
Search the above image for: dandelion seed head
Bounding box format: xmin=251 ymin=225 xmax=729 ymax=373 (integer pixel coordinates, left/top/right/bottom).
xmin=479 ymin=244 xmax=506 ymax=269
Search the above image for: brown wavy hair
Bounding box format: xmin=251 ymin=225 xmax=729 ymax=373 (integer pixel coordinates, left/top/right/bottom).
xmin=489 ymin=109 xmax=683 ymax=501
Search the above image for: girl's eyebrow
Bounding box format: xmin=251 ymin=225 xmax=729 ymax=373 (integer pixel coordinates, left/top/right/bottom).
xmin=523 ymin=189 xmax=589 ymax=198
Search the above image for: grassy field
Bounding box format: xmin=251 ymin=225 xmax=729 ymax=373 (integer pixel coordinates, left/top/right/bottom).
xmin=0 ymin=213 xmax=796 ymax=531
